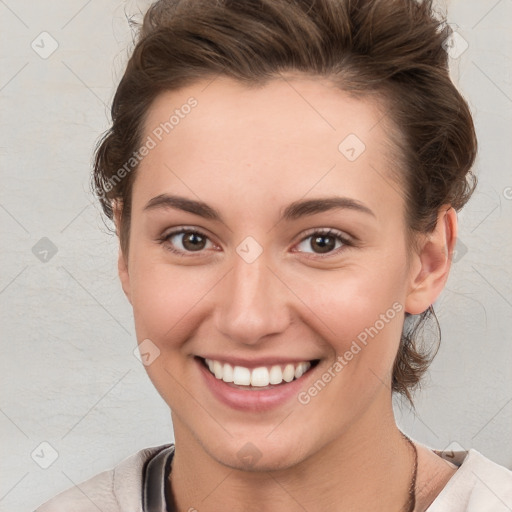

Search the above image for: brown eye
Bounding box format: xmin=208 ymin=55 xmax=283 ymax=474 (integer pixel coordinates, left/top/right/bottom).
xmin=295 ymin=229 xmax=348 ymax=256
xmin=310 ymin=234 xmax=337 ymax=253
xmin=163 ymin=229 xmax=213 ymax=255
xmin=180 ymin=231 xmax=207 ymax=251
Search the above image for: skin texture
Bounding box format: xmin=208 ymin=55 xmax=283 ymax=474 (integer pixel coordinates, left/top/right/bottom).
xmin=115 ymin=75 xmax=458 ymax=511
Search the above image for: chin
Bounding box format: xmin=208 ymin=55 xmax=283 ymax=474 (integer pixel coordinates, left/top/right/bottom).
xmin=202 ymin=432 xmax=310 ymax=473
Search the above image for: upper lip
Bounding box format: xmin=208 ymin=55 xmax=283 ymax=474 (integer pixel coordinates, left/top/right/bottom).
xmin=196 ymin=355 xmax=320 ymax=369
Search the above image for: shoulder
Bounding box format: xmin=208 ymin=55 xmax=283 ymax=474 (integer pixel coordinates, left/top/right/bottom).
xmin=35 ymin=444 xmax=172 ymax=512
xmin=427 ymin=449 xmax=512 ymax=512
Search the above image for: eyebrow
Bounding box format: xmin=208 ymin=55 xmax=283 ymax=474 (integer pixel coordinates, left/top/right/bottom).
xmin=143 ymin=194 xmax=375 ymax=222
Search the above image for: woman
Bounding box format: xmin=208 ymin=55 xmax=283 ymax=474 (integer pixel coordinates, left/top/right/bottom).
xmin=36 ymin=0 xmax=512 ymax=510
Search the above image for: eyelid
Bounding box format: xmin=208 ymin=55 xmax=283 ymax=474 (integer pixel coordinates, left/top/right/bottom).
xmin=161 ymin=225 xmax=212 ymax=239
xmin=292 ymin=227 xmax=354 ymax=257
xmin=297 ymin=227 xmax=353 ymax=243
xmin=158 ymin=226 xmax=219 ymax=257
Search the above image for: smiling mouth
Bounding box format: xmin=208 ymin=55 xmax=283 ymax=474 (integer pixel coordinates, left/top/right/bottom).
xmin=198 ymin=357 xmax=320 ymax=389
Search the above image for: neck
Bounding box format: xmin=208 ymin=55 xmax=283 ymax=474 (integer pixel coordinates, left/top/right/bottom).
xmin=168 ymin=396 xmax=416 ymax=512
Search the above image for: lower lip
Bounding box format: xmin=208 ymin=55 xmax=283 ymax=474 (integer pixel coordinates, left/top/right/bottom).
xmin=196 ymin=358 xmax=316 ymax=412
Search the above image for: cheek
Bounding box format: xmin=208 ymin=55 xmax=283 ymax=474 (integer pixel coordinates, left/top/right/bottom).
xmin=289 ymin=261 xmax=407 ymax=395
xmin=128 ymin=258 xmax=216 ymax=345
xmin=290 ymin=275 xmax=405 ymax=429
xmin=127 ymin=260 xmax=217 ymax=409
xmin=297 ymin=262 xmax=405 ymax=340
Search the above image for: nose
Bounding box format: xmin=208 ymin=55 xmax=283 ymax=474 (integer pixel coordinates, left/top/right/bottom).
xmin=213 ymin=252 xmax=291 ymax=346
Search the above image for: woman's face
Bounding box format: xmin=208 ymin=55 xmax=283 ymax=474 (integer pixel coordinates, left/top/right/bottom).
xmin=119 ymin=75 xmax=424 ymax=470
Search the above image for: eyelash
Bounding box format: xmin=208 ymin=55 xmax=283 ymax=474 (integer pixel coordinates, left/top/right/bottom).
xmin=293 ymin=228 xmax=353 ymax=258
xmin=158 ymin=227 xmax=353 ymax=258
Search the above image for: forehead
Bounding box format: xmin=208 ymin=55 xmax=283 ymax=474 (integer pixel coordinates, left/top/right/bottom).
xmin=133 ymin=75 xmax=402 ymax=219
xmin=144 ymin=74 xmax=387 ymax=155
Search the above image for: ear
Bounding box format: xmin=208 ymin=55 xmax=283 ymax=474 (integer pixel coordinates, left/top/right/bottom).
xmin=113 ymin=201 xmax=132 ymax=305
xmin=405 ymin=205 xmax=457 ymax=315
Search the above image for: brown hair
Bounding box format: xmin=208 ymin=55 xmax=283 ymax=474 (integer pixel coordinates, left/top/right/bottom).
xmin=92 ymin=0 xmax=477 ymax=402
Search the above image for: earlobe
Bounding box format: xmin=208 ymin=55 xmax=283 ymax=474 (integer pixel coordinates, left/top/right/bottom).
xmin=113 ymin=203 xmax=132 ymax=304
xmin=117 ymin=246 xmax=132 ymax=304
xmin=405 ymin=206 xmax=457 ymax=315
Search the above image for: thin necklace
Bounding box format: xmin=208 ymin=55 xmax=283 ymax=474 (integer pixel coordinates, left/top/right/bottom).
xmin=401 ymin=432 xmax=418 ymax=512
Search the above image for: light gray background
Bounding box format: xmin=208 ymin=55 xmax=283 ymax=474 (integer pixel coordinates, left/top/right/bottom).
xmin=0 ymin=1 xmax=511 ymax=510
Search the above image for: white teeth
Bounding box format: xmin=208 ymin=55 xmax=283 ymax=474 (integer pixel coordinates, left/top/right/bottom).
xmin=204 ymin=358 xmax=312 ymax=387
xmin=294 ymin=362 xmax=309 ymax=379
xmin=213 ymin=360 xmax=223 ymax=379
xmin=251 ymin=367 xmax=269 ymax=387
xmin=233 ymin=366 xmax=251 ymax=385
xmin=269 ymin=365 xmax=283 ymax=385
xmin=282 ymin=364 xmax=295 ymax=382
xmin=222 ymin=363 xmax=234 ymax=383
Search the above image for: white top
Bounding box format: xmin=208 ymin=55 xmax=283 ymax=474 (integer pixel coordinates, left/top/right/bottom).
xmin=35 ymin=444 xmax=512 ymax=511
xmin=428 ymin=448 xmax=512 ymax=511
